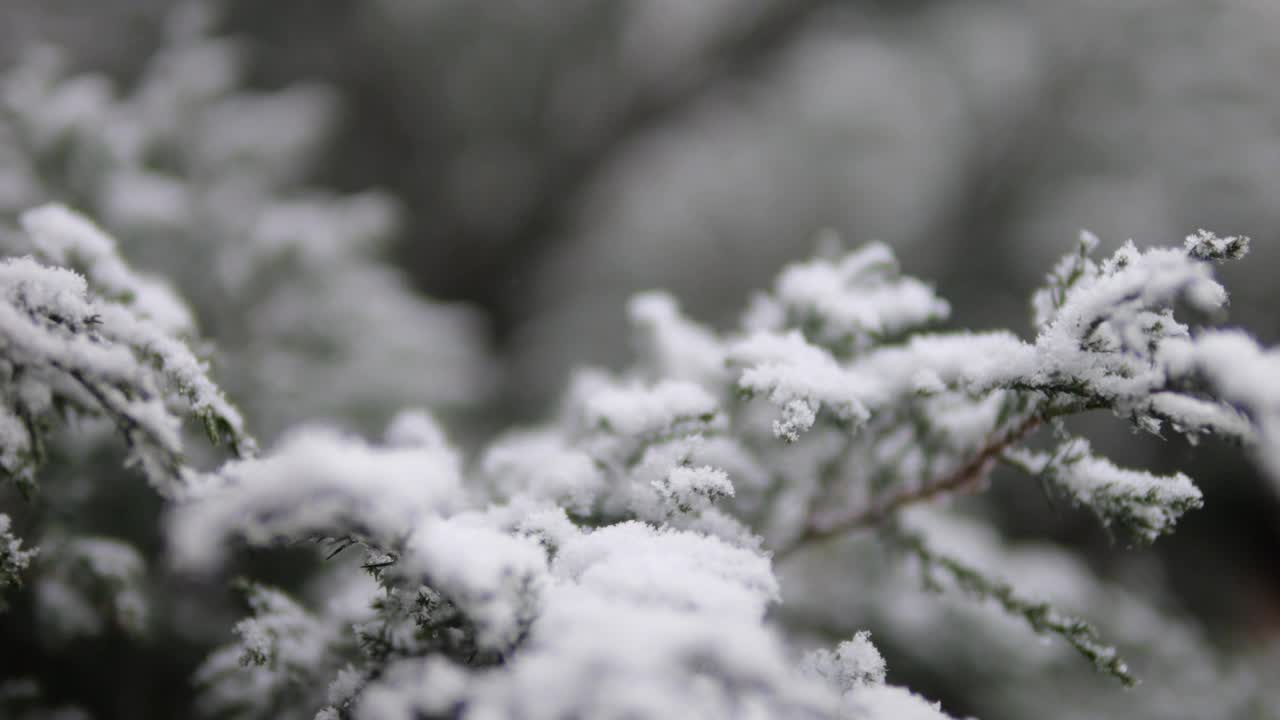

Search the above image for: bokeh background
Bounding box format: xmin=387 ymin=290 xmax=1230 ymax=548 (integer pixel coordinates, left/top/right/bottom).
xmin=2 ymin=0 xmax=1279 ymax=717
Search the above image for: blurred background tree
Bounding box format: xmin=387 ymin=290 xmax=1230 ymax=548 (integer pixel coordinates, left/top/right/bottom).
xmin=2 ymin=0 xmax=1279 ymax=717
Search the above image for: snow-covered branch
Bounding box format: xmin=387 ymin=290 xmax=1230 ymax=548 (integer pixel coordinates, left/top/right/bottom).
xmin=156 ymin=224 xmax=1280 ymax=719
xmin=1 ymin=204 xmax=250 ymax=496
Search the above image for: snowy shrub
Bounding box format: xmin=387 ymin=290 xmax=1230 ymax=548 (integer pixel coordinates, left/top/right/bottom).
xmin=2 ymin=4 xmax=1280 ymax=718
xmin=3 ymin=207 xmax=1267 ymax=717
xmin=0 ymin=5 xmax=494 ymax=715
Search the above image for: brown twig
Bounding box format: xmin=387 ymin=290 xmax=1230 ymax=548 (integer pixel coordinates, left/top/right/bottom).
xmin=773 ymin=414 xmax=1043 ymax=561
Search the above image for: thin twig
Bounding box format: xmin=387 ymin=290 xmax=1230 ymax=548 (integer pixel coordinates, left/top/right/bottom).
xmin=773 ymin=414 xmax=1043 ymax=561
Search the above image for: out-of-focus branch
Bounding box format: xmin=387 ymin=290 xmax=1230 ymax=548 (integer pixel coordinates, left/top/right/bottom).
xmin=445 ymin=0 xmax=852 ymax=334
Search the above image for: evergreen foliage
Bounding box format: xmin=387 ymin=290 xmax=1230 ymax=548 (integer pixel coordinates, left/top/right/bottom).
xmin=2 ymin=3 xmax=1279 ymax=719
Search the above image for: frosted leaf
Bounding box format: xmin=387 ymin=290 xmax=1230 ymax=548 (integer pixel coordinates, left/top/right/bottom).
xmin=600 ymin=434 xmax=707 ymax=522
xmin=1013 ymin=234 xmax=1253 ymax=425
xmin=1184 ymin=229 xmax=1249 ymax=262
xmin=19 ymin=204 xmax=193 ymax=334
xmin=1145 ymin=392 xmax=1252 ymax=441
xmin=566 ymin=373 xmax=728 ymax=481
xmin=1038 ymin=242 xmax=1227 ymax=357
xmin=1034 ymin=243 xmax=1223 ymax=392
xmin=1159 ymin=331 xmax=1280 ymax=415
xmin=801 ymin=631 xmax=887 ymax=691
xmin=765 ymin=241 xmax=950 ymax=354
xmin=848 ymin=331 xmax=1034 ymax=407
xmin=1159 ymin=330 xmax=1280 ymax=481
xmin=652 ymin=464 xmax=734 ymax=514
xmin=730 ymin=328 xmax=1030 ymax=441
xmin=1006 ymin=439 xmax=1203 ymax=542
xmin=729 ymin=331 xmax=870 ymax=440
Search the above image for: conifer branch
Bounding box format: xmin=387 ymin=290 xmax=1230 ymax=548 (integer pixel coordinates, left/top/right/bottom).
xmin=776 ymin=414 xmax=1044 ymax=560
